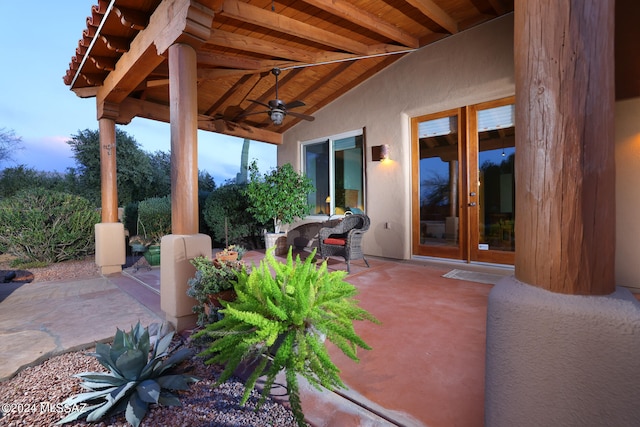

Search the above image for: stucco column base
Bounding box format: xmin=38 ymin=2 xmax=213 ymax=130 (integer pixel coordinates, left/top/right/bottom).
xmin=95 ymin=223 xmax=126 ymax=275
xmin=160 ymin=234 xmax=211 ymax=331
xmin=485 ymin=276 xmax=640 ymax=426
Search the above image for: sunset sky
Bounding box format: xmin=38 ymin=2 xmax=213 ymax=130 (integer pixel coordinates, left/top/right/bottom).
xmin=0 ymin=1 xmax=276 ymax=185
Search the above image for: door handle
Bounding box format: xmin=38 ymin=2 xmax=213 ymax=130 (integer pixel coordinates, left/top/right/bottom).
xmin=468 ymin=202 xmax=476 ymax=207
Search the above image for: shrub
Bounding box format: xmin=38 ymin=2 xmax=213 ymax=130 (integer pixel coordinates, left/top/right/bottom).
xmin=0 ymin=188 xmax=100 ymax=263
xmin=137 ymin=196 xmax=171 ymax=244
xmin=203 ymin=183 xmax=265 ymax=248
xmin=123 ymin=202 xmax=139 ymax=236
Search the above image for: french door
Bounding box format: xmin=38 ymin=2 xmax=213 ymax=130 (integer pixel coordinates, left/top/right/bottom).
xmin=411 ymin=97 xmax=515 ymax=265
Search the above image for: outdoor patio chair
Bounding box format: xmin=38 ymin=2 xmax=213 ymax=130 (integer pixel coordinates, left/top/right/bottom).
xmin=318 ymin=213 xmax=370 ymax=273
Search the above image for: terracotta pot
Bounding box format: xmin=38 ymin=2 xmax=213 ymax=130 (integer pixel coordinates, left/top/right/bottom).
xmin=207 ymin=289 xmax=237 ymax=308
xmin=215 ymin=251 xmax=238 ymax=262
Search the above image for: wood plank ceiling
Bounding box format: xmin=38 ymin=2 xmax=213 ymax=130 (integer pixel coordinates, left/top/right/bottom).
xmin=63 ymin=0 xmax=637 ymax=145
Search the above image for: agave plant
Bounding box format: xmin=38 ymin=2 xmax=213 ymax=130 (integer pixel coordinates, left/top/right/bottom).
xmin=193 ymin=248 xmax=379 ymax=427
xmin=57 ymin=322 xmax=199 ymax=427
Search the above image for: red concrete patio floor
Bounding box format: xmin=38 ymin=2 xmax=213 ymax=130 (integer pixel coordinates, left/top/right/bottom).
xmin=115 ymin=250 xmax=510 ymax=426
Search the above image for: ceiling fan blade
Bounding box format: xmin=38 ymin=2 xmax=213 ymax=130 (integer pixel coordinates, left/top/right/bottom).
xmin=284 ymin=100 xmax=305 ymax=110
xmin=287 ymin=111 xmax=315 ymax=121
xmin=222 ymin=105 xmax=245 ymax=120
xmin=248 ymin=99 xmax=271 ymax=109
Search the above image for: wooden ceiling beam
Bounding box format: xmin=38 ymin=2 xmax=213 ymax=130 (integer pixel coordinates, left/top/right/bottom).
xmin=283 ymin=55 xmax=399 ymax=131
xmin=296 ymin=61 xmax=354 ymax=102
xmin=207 ymin=29 xmax=318 ymax=63
xmin=96 ymin=0 xmax=214 ymax=104
xmin=405 ymin=0 xmax=459 ymax=34
xmin=196 ymin=51 xmax=290 ymax=70
xmin=199 ymin=117 xmax=282 ymax=144
xmin=300 ymin=0 xmax=419 ymax=48
xmin=487 ymin=0 xmax=509 ymax=15
xmin=203 ymin=73 xmax=259 ymax=116
xmin=118 ymin=97 xmax=282 ymax=144
xmin=219 ymin=0 xmax=370 ymax=55
xmin=279 ymin=61 xmax=354 ymax=132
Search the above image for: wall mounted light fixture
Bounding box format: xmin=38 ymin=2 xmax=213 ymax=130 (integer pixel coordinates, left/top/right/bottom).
xmin=371 ymin=144 xmax=390 ymax=162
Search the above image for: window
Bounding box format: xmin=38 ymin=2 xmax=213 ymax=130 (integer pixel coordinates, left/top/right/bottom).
xmin=302 ymin=130 xmax=365 ymax=216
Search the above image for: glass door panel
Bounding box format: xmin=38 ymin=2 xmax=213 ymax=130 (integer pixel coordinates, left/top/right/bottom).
xmin=333 ymin=135 xmax=364 ymax=214
xmin=413 ymin=110 xmax=462 ymax=258
xmin=303 ymin=141 xmax=330 ymax=215
xmin=471 ymin=101 xmax=516 ymax=264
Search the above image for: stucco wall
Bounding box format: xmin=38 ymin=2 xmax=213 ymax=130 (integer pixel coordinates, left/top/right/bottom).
xmin=280 ymin=15 xmax=516 ymax=260
xmin=615 ymin=97 xmax=640 ymax=291
xmin=485 ymin=276 xmax=640 ymax=425
xmin=279 ymin=13 xmax=640 ymax=291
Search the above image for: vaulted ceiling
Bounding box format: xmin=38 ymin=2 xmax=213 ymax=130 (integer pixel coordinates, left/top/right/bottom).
xmin=63 ymin=0 xmax=638 ymax=145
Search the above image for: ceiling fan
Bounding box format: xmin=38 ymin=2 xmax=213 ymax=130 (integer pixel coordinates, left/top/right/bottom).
xmin=242 ymin=68 xmax=315 ymax=125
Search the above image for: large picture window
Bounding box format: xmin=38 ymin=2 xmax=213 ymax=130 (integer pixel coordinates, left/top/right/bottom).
xmin=302 ymin=130 xmax=365 ymax=216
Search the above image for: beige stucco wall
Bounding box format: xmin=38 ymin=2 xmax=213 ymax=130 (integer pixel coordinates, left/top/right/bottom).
xmin=279 ymin=13 xmax=640 ymax=290
xmin=615 ymin=97 xmax=640 ymax=291
xmin=280 ymin=14 xmax=516 ymax=260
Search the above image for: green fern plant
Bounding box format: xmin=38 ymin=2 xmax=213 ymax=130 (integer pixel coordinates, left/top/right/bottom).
xmin=193 ymin=248 xmax=379 ymax=427
xmin=57 ymin=322 xmax=198 ymax=427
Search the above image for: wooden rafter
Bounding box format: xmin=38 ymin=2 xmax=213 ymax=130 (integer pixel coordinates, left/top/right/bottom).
xmin=300 ymin=0 xmax=420 ymax=48
xmin=64 ymin=0 xmax=523 ymax=142
xmin=218 ymin=0 xmax=371 ymax=55
xmin=206 ymin=30 xmax=317 ymax=63
xmin=405 ymin=0 xmax=459 ymax=34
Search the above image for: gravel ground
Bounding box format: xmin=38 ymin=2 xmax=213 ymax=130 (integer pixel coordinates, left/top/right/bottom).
xmin=0 ymin=257 xmax=303 ymax=427
xmin=0 ymin=255 xmax=101 ymax=283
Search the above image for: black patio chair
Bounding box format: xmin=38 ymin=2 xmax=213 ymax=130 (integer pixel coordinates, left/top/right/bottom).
xmin=318 ymin=213 xmax=370 ymax=273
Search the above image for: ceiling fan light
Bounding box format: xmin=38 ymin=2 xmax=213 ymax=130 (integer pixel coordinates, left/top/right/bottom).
xmin=271 ymin=110 xmax=285 ymax=125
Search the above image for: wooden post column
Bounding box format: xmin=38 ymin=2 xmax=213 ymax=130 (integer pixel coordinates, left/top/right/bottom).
xmin=168 ymin=42 xmax=199 ymax=235
xmin=514 ymin=0 xmax=615 ymax=295
xmin=95 ymin=102 xmax=125 ymax=274
xmin=98 ymin=116 xmax=118 ymax=223
xmin=485 ymin=3 xmax=640 ymax=423
xmin=161 ymin=41 xmax=211 ymax=331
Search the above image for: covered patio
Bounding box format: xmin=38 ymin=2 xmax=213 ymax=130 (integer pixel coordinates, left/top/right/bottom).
xmin=62 ymin=0 xmax=640 ymax=424
xmin=113 ymin=251 xmax=509 ymax=426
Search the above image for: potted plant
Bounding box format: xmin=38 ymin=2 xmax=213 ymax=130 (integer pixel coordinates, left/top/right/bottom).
xmin=138 ymin=196 xmax=172 ymax=266
xmin=215 ymin=244 xmax=247 ymax=262
xmin=187 ymin=256 xmax=245 ymax=326
xmin=192 ymin=248 xmax=379 ymax=427
xmin=245 ymin=162 xmax=314 ymax=253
